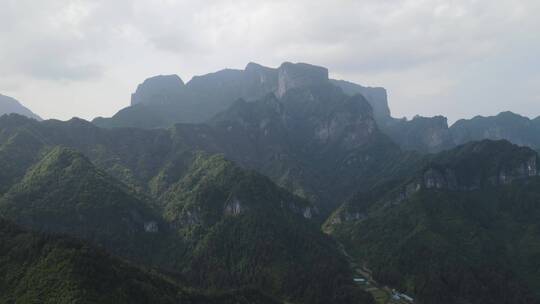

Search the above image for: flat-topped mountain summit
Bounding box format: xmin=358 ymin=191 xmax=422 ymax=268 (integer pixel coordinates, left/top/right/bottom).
xmin=94 ymin=62 xmax=540 ymax=154
xmin=93 ymin=62 xmax=391 ymax=130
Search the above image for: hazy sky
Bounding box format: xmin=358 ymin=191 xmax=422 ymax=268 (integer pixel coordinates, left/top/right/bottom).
xmin=1 ymin=0 xmax=539 ymax=124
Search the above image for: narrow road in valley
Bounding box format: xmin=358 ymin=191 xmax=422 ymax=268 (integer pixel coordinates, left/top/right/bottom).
xmin=336 ymin=242 xmax=413 ymax=304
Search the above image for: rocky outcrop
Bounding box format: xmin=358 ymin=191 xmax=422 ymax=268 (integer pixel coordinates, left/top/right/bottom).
xmin=382 ymin=115 xmax=455 ymax=153
xmin=131 ymin=75 xmax=186 ymax=106
xmin=143 ymin=221 xmax=159 ymax=233
xmin=328 ymin=209 xmax=366 ymax=225
xmin=95 ymin=62 xmax=391 ymax=132
xmin=312 ymin=93 xmax=377 ymax=148
xmin=379 ymin=111 xmax=540 ymax=153
xmin=302 ymin=207 xmax=313 ymax=219
xmin=376 ymin=140 xmax=540 ymax=206
xmin=224 ymin=197 xmax=245 ymax=216
xmin=407 ymin=145 xmax=538 ymax=194
xmin=330 ymin=79 xmax=391 ymax=124
xmin=276 ymin=62 xmax=329 ymax=97
xmin=244 ymin=62 xmax=279 ymax=91
xmin=496 ymin=155 xmax=538 ymax=184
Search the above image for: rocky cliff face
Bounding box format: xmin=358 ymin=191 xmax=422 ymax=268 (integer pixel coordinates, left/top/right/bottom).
xmin=210 ymin=82 xmax=387 ymax=163
xmin=327 ymin=140 xmax=540 ymax=228
xmin=378 ymin=111 xmax=540 ymax=154
xmin=224 ymin=197 xmax=245 ymax=216
xmin=396 ymin=140 xmax=539 ymax=201
xmin=330 ymin=79 xmax=391 ymax=124
xmin=382 ymin=115 xmax=455 ymax=153
xmin=94 ymin=62 xmax=388 ymax=131
xmin=206 ymin=82 xmax=401 ymax=212
xmin=276 ymin=62 xmax=329 ymax=97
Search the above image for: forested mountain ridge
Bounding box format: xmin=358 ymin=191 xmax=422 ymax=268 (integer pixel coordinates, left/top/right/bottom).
xmin=0 ymin=81 xmax=420 ymax=214
xmin=327 ymin=140 xmax=540 ymax=304
xmin=160 ymin=153 xmax=374 ymax=303
xmin=450 ymin=111 xmax=540 ymax=148
xmin=384 ymin=111 xmax=540 ymax=153
xmin=0 ymin=140 xmax=374 ymax=303
xmin=0 ymin=146 xmax=180 ymax=265
xmin=0 ymin=217 xmax=280 ymax=304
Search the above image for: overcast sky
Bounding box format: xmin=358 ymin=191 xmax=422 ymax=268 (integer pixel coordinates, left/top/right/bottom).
xmin=1 ymin=0 xmax=539 ymax=124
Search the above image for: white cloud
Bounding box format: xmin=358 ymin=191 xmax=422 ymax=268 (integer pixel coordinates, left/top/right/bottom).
xmin=0 ymin=0 xmax=538 ymax=121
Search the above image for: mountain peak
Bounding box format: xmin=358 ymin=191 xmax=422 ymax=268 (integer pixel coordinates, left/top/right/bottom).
xmin=23 ymin=146 xmax=94 ymax=180
xmin=0 ymin=94 xmax=41 ymax=120
xmin=131 ymin=74 xmax=185 ymax=106
xmin=276 ymin=62 xmax=329 ymax=97
xmin=244 ymin=61 xmax=269 ymax=72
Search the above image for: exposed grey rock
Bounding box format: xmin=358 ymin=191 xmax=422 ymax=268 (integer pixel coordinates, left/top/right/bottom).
xmin=497 ymin=156 xmax=538 ymax=184
xmin=143 ymin=221 xmax=159 ymax=233
xmin=302 ymin=207 xmax=313 ymax=219
xmin=276 ymin=62 xmax=328 ymax=97
xmin=330 ymin=79 xmax=391 ymax=124
xmin=95 ymin=62 xmax=391 ymax=132
xmin=224 ymin=197 xmax=244 ymax=216
xmin=382 ymin=115 xmax=455 ymax=153
xmin=423 ymin=168 xmax=446 ymax=189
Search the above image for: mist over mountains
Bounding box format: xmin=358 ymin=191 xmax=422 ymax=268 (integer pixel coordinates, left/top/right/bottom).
xmin=1 ymin=61 xmax=540 ymax=304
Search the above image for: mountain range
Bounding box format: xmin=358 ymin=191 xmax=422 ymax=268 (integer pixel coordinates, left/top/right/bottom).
xmin=91 ymin=62 xmax=540 ymax=153
xmin=1 ymin=61 xmax=540 ymax=303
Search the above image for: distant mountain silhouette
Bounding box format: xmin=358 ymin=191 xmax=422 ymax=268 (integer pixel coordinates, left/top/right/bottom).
xmin=451 ymin=111 xmax=540 ymax=148
xmin=93 ymin=62 xmax=391 ymax=130
xmin=0 ymin=94 xmax=41 ymax=120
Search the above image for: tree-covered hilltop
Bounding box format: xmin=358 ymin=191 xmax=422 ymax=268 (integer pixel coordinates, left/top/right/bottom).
xmin=0 ymin=145 xmax=374 ymax=303
xmin=327 ymin=140 xmax=540 ymax=304
xmin=0 ymin=146 xmax=183 ymax=266
xmin=159 ymin=153 xmax=374 ymax=303
xmin=0 ymin=218 xmax=280 ymax=304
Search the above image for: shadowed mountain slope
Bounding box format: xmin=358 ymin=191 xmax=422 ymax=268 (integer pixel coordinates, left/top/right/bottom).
xmin=0 ymin=217 xmax=280 ymax=304
xmin=0 ymin=142 xmax=374 ymax=303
